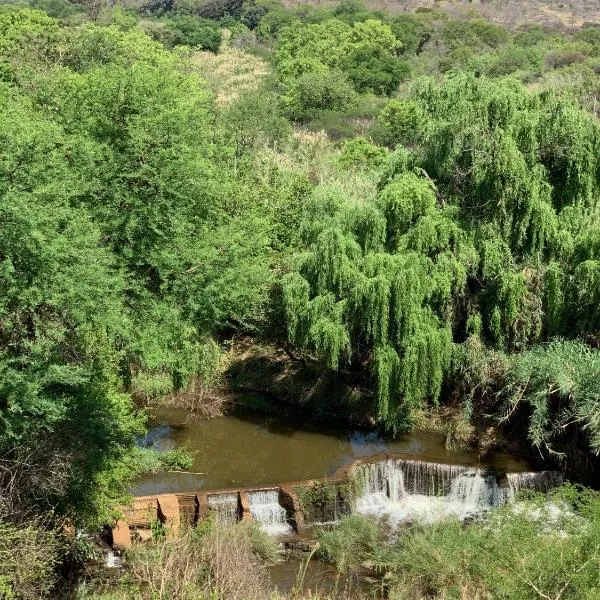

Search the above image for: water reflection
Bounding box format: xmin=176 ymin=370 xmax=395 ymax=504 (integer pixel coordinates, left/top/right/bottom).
xmin=133 ymin=403 xmax=532 ymax=495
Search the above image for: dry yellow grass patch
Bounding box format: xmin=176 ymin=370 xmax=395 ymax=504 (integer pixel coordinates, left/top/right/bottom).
xmin=191 ymin=45 xmax=270 ymax=106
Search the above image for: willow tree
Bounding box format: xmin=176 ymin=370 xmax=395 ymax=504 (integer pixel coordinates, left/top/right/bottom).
xmin=282 ymin=169 xmax=468 ymax=430
xmin=283 ymin=73 xmax=600 ymax=433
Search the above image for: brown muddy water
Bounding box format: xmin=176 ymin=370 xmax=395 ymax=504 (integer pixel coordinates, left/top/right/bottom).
xmin=269 ymin=558 xmax=379 ymax=598
xmin=132 ymin=401 xmax=532 ymax=496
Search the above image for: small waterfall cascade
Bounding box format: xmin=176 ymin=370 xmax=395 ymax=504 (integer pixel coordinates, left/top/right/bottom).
xmin=318 ymin=492 xmax=349 ymax=524
xmin=207 ymin=493 xmax=239 ymax=522
xmin=248 ymin=489 xmax=292 ymax=535
xmin=354 ymin=459 xmax=473 ymax=500
xmin=447 ymin=470 xmax=502 ymax=515
xmin=352 ymin=459 xmax=561 ymax=527
xmin=104 ymin=550 xmax=123 ymax=569
xmin=507 ymin=471 xmax=563 ymax=495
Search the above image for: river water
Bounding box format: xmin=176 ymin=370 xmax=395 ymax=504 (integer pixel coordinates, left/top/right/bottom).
xmin=133 ymin=403 xmax=532 ymax=496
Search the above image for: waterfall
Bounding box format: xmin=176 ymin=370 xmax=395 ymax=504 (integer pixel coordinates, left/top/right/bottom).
xmin=354 ymin=459 xmax=473 ymax=500
xmin=447 ymin=470 xmax=501 ymax=515
xmin=352 ymin=459 xmax=561 ymax=528
xmin=507 ymin=471 xmax=563 ymax=495
xmin=248 ymin=489 xmax=291 ymax=535
xmin=354 ymin=458 xmax=406 ymax=502
xmin=207 ymin=493 xmax=239 ymax=522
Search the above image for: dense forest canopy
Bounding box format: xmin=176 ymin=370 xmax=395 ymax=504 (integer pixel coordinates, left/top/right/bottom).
xmin=1 ymin=0 xmax=600 ymax=597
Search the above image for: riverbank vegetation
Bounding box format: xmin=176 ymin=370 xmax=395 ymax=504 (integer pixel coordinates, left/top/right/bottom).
xmin=1 ymin=0 xmax=600 ymax=596
xmin=317 ymin=485 xmax=600 ymax=600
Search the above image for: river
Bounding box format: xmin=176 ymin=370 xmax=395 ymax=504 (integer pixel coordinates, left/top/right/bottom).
xmin=133 ymin=401 xmax=532 ymax=496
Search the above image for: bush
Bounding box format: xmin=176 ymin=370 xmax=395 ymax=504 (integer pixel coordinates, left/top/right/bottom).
xmin=30 ymin=0 xmax=84 ymax=19
xmin=240 ymin=0 xmax=267 ymax=30
xmin=0 ymin=521 xmax=61 ymax=600
xmin=222 ymin=90 xmax=291 ymax=156
xmin=134 ymin=447 xmax=194 ymax=475
xmin=441 ymin=18 xmax=509 ymax=51
xmin=545 ymin=50 xmax=586 ymax=70
xmin=332 ymin=0 xmax=372 ymax=25
xmin=316 ymin=515 xmax=380 ymax=571
xmin=159 ymin=15 xmax=221 ymax=50
xmin=438 ymin=45 xmax=476 ymax=72
xmin=486 ymin=45 xmax=538 ymax=77
xmin=338 ymin=137 xmax=387 ymax=169
xmin=371 ymin=99 xmax=426 ymax=148
xmin=285 ymin=69 xmax=357 ymax=121
xmin=390 ymin=13 xmax=432 ymax=55
xmin=343 ymin=46 xmax=409 ymax=95
xmin=575 ymin=26 xmax=600 ymax=50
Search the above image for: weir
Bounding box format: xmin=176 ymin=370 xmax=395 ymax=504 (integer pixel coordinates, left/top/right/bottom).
xmin=207 ymin=492 xmax=239 ymax=522
xmin=248 ymin=489 xmax=292 ymax=535
xmin=350 ymin=459 xmax=562 ymax=526
xmin=111 ymin=454 xmax=562 ymax=549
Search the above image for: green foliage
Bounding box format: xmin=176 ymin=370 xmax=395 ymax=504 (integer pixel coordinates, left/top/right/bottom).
xmin=159 ymin=15 xmax=221 ymax=50
xmin=380 ymin=487 xmax=600 ymax=600
xmin=338 ymin=137 xmax=387 ymax=170
xmin=31 ymin=0 xmax=84 ymax=19
xmin=134 ymin=447 xmax=194 ymax=474
xmin=0 ymin=521 xmax=60 ymax=600
xmin=343 ymin=45 xmax=409 ymax=95
xmin=282 ymin=171 xmax=459 ymax=429
xmin=316 ymin=514 xmax=380 ymax=571
xmin=282 ymin=71 xmax=600 ymax=436
xmin=221 ymin=90 xmax=290 ymax=157
xmin=283 ymin=69 xmax=357 ymax=120
xmin=390 ymin=13 xmax=432 ymax=55
xmin=295 ymin=481 xmax=350 ymax=523
xmin=441 ymin=18 xmax=509 ymax=51
xmin=372 ymin=98 xmax=427 ymax=148
xmin=0 ymin=11 xmax=273 ymax=528
xmin=500 ymin=340 xmax=600 ymax=456
xmin=275 ymin=18 xmax=401 ymax=101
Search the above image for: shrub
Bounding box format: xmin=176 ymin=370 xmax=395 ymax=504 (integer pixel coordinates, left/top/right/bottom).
xmin=575 ymin=26 xmax=600 ymax=50
xmin=30 ymin=0 xmax=84 ymax=19
xmin=0 ymin=521 xmax=60 ymax=600
xmin=332 ymin=0 xmax=372 ymax=25
xmin=486 ymin=45 xmax=533 ymax=77
xmin=316 ymin=515 xmax=380 ymax=571
xmin=285 ymin=69 xmax=357 ymax=121
xmin=441 ymin=18 xmax=509 ymax=51
xmin=343 ymin=46 xmax=409 ymax=95
xmin=390 ymin=13 xmax=432 ymax=55
xmin=338 ymin=137 xmax=387 ymax=170
xmin=372 ymin=99 xmax=426 ymax=148
xmin=159 ymin=15 xmax=221 ymax=50
xmin=545 ymin=50 xmax=586 ymax=70
xmin=240 ymin=0 xmax=267 ymax=30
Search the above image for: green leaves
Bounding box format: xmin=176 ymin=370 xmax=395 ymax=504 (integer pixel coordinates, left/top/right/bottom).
xmin=0 ymin=13 xmax=275 ymax=525
xmin=281 ymin=172 xmax=460 ymax=430
xmin=275 ymin=17 xmax=405 ymax=117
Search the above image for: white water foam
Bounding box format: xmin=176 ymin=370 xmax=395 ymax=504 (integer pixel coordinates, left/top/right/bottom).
xmin=352 ymin=460 xmax=560 ymax=528
xmin=248 ymin=489 xmax=292 ymax=535
xmin=207 ymin=492 xmax=239 ymax=522
xmin=506 ymin=471 xmax=563 ymax=496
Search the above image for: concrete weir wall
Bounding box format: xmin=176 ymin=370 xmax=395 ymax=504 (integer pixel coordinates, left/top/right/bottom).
xmin=112 ymin=485 xmax=307 ymax=550
xmin=111 ymin=452 xmax=561 ymax=549
xmin=111 ymin=452 xmax=382 ymax=549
